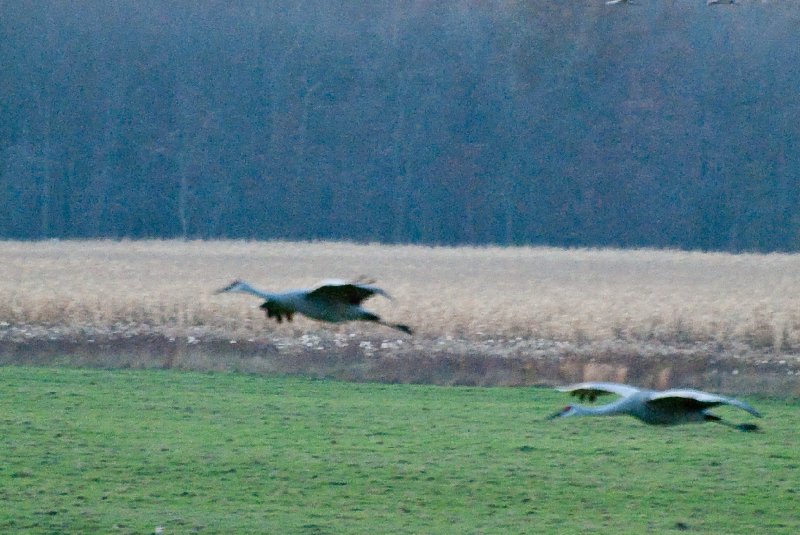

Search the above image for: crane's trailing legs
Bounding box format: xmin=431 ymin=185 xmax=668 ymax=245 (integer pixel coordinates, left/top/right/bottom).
xmin=359 ymin=311 xmax=413 ymax=335
xmin=703 ymin=414 xmax=760 ymax=432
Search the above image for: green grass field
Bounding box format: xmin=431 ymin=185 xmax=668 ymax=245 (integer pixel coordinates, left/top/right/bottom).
xmin=1 ymin=366 xmax=797 ymax=534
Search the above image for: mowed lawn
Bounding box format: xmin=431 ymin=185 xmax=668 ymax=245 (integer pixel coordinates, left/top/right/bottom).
xmin=1 ymin=367 xmax=798 ymax=534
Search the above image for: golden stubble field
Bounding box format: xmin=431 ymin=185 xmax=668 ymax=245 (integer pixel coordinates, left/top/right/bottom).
xmin=2 ymin=240 xmax=800 ymax=392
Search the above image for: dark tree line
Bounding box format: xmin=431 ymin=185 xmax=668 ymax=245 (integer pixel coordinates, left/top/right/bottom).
xmin=2 ymin=1 xmax=799 ymax=251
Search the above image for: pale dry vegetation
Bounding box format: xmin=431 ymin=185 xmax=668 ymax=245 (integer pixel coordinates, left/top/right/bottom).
xmin=2 ymin=240 xmax=800 ymax=391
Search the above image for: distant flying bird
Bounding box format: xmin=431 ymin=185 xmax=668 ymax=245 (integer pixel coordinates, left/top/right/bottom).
xmin=707 ymin=0 xmax=735 ymax=4
xmin=547 ymin=382 xmax=761 ymax=431
xmin=215 ymin=277 xmax=413 ymax=334
xmin=606 ymin=0 xmax=632 ymax=4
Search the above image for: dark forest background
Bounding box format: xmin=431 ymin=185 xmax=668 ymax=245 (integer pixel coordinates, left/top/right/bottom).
xmin=1 ymin=1 xmax=799 ymax=251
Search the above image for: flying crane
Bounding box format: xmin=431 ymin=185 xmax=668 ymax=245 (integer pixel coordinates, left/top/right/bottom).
xmin=215 ymin=278 xmax=413 ymax=335
xmin=548 ymin=382 xmax=761 ymax=431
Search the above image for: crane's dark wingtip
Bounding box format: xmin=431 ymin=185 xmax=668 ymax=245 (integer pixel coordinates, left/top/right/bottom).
xmin=736 ymin=423 xmax=761 ymax=432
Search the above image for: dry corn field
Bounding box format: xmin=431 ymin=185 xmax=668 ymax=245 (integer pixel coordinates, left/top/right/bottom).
xmin=2 ymin=240 xmax=800 ymax=393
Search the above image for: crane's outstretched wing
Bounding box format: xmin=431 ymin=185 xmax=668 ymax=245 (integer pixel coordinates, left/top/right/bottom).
xmin=648 ymin=390 xmax=761 ymax=417
xmin=556 ymin=382 xmax=641 ymax=402
xmin=307 ymin=278 xmax=392 ymax=305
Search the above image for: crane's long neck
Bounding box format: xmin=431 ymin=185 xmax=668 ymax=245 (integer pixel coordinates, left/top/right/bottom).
xmin=233 ymin=281 xmax=276 ymax=301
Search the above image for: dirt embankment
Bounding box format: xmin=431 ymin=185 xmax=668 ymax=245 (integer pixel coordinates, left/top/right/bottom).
xmin=2 ymin=329 xmax=798 ymax=396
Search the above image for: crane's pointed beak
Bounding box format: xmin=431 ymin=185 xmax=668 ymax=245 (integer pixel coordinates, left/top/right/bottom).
xmin=214 ymin=279 xmax=242 ymax=295
xmin=545 ymin=405 xmax=572 ymax=420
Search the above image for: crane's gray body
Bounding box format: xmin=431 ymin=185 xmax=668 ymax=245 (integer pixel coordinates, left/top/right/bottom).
xmin=262 ymin=287 xmax=381 ymax=323
xmin=550 ymin=382 xmax=761 ymax=430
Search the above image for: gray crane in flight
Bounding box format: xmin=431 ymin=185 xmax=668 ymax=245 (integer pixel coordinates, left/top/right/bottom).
xmin=548 ymin=382 xmax=761 ymax=431
xmin=215 ymin=278 xmax=413 ymax=335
